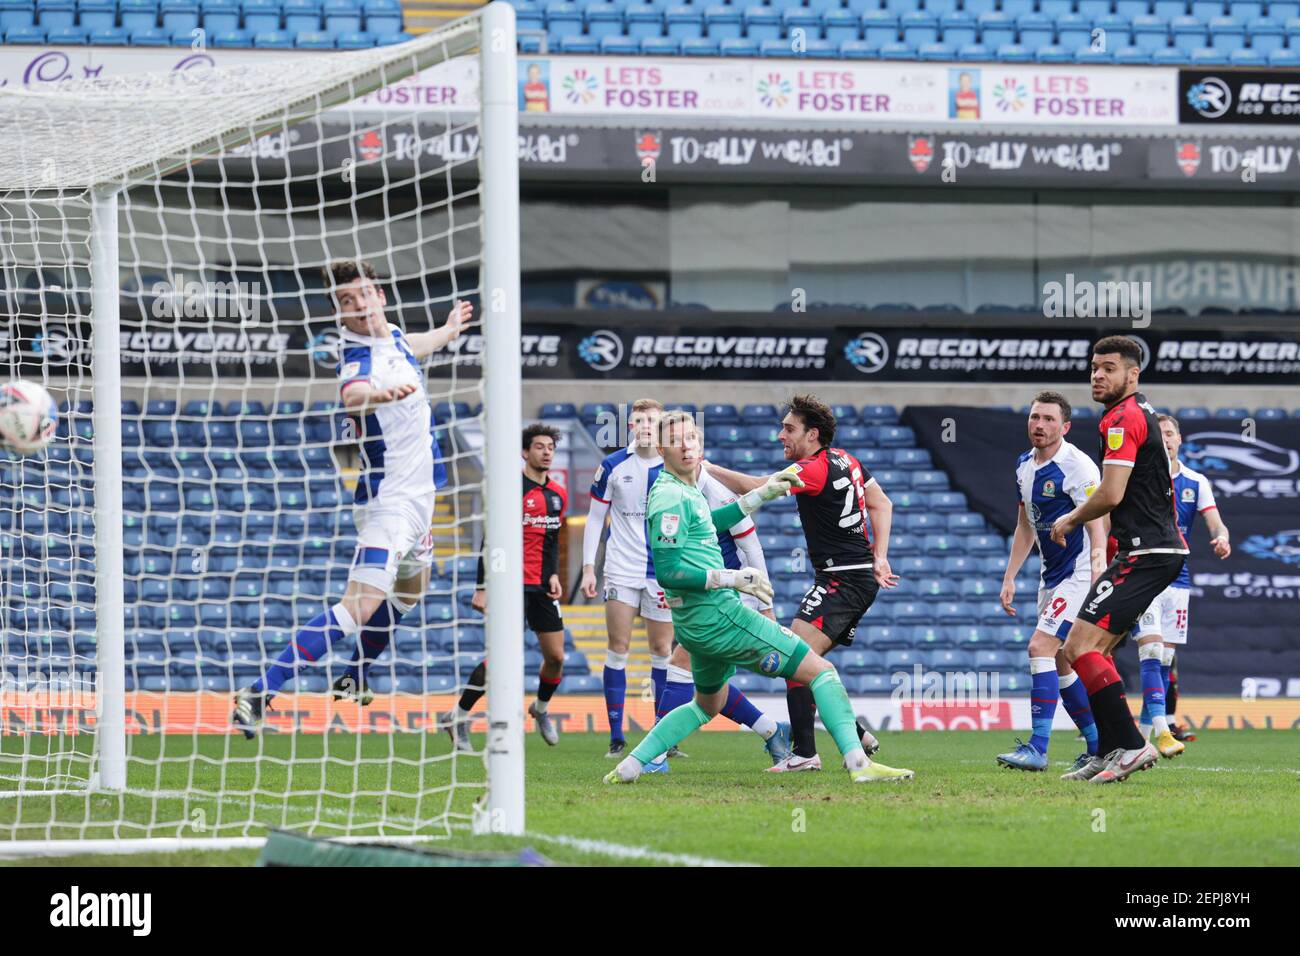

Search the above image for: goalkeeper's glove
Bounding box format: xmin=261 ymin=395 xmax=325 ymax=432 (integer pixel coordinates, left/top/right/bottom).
xmin=705 ymin=567 xmax=774 ymax=605
xmin=739 ymin=466 xmax=804 ymax=515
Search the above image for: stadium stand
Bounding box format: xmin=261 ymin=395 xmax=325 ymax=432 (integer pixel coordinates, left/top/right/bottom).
xmin=0 ymin=0 xmax=1298 ymax=60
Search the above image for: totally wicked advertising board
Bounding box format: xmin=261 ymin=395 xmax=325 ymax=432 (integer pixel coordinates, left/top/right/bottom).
xmin=0 ymin=46 xmax=1178 ymax=127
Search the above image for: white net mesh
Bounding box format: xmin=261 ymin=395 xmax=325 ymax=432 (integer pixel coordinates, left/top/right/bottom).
xmin=0 ymin=14 xmax=511 ymax=843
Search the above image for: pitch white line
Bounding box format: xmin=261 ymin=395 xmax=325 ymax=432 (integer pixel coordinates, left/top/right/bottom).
xmin=526 ymin=831 xmax=757 ymax=867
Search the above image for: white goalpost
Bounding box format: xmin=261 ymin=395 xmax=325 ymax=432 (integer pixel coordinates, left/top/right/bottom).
xmin=0 ymin=3 xmax=522 ymax=853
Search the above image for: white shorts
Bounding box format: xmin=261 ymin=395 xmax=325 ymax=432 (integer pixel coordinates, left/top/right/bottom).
xmin=603 ymin=575 xmax=673 ymax=624
xmin=1035 ymin=572 xmax=1091 ymax=640
xmin=1133 ymin=585 xmax=1190 ymax=645
xmin=350 ymin=492 xmax=436 ymax=593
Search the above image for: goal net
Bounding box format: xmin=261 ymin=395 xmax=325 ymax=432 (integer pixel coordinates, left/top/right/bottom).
xmin=0 ymin=3 xmax=523 ymax=852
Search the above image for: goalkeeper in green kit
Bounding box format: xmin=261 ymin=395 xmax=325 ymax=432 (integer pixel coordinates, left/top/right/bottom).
xmin=604 ymin=412 xmax=915 ymax=785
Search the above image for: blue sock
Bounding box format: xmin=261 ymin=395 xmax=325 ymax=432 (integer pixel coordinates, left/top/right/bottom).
xmin=1139 ymin=698 xmax=1151 ymax=725
xmin=1060 ymin=677 xmax=1099 ymax=756
xmin=720 ymin=684 xmax=763 ymax=729
xmin=603 ymin=666 xmax=626 ymax=743
xmin=343 ymin=600 xmax=402 ymax=686
xmin=252 ymin=607 xmax=350 ymax=698
xmin=1029 ymin=667 xmax=1059 ymax=755
xmin=1141 ymin=656 xmax=1166 ymax=723
xmin=656 ymin=679 xmax=694 ymax=722
xmin=651 ymin=664 xmax=667 ymax=713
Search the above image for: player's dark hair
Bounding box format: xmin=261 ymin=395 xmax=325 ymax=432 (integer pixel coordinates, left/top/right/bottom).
xmin=522 ymin=423 xmax=562 ymax=450
xmin=323 ymin=259 xmax=379 ymax=303
xmin=1092 ymin=335 xmax=1142 ymax=368
xmin=1031 ymin=390 xmax=1072 ymax=423
xmin=785 ymin=394 xmax=836 ymax=448
xmin=1156 ymin=413 xmax=1180 ymax=434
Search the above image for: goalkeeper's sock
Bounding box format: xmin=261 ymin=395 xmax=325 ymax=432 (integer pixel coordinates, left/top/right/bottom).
xmin=603 ymin=651 xmax=628 ymax=744
xmin=629 ymin=700 xmax=710 ymax=766
xmin=534 ymin=671 xmax=561 ymax=714
xmin=1074 ymin=651 xmax=1145 ymax=754
xmin=1139 ymin=642 xmax=1169 ymax=736
xmin=807 ymin=668 xmax=862 ymax=761
xmin=656 ymin=665 xmax=694 ymax=721
xmin=786 ymin=680 xmax=818 ymax=758
xmin=342 ymin=596 xmax=415 ymax=687
xmin=1058 ymin=671 xmax=1099 ymax=756
xmin=255 ymin=604 xmax=358 ymax=698
xmin=1028 ymin=656 xmax=1058 ymax=755
xmin=458 ymin=660 xmax=487 ymax=714
xmin=650 ymin=655 xmax=669 ymax=713
xmin=720 ymin=684 xmax=776 ymax=739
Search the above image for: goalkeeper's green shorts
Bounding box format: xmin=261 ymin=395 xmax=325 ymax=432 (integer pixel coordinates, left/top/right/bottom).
xmin=675 ymin=599 xmax=811 ymax=695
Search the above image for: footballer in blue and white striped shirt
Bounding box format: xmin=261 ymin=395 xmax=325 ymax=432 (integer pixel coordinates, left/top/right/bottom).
xmin=234 ymin=259 xmax=471 ymax=736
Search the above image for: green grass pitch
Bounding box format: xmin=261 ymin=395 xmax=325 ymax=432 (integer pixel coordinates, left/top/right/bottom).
xmin=3 ymin=729 xmax=1296 ymax=866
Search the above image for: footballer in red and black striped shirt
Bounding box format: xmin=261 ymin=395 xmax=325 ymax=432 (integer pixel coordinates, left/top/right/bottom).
xmin=461 ymin=424 xmax=569 ymax=748
xmin=706 ymin=394 xmax=902 ymax=770
xmin=1049 ymin=336 xmax=1187 ymax=783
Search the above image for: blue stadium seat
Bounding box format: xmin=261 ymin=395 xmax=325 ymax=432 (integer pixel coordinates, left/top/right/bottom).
xmin=282 ymin=0 xmax=319 ymax=30
xmin=0 ymin=0 xmax=35 ymax=30
xmin=680 ymin=35 xmax=720 ymax=53
xmin=252 ymin=27 xmax=292 ymax=45
xmin=703 ymin=3 xmax=739 ymax=38
xmin=44 ymin=23 xmax=86 ymax=40
xmin=824 ymin=7 xmax=861 ymax=40
xmin=1021 ymin=13 xmax=1056 ymax=52
xmin=1040 ymin=0 xmax=1073 ymax=13
xmin=1131 ymin=14 xmax=1169 ymax=49
xmin=1170 ymin=13 xmax=1206 ymax=49
xmin=88 ymin=23 xmax=129 ymax=42
xmin=901 ymin=9 xmax=938 ymax=42
xmin=200 ymin=0 xmax=239 ymax=30
xmin=322 ymin=0 xmax=359 ymax=30
xmin=361 ymin=0 xmax=399 ymax=34
xmin=738 ymin=4 xmax=777 ymax=40
xmin=294 ymin=27 xmax=332 ymax=44
xmin=625 ymin=3 xmax=662 ymax=38
xmin=665 ymin=3 xmax=702 ymax=38
xmin=36 ymin=0 xmax=73 ymax=26
xmin=1116 ymin=0 xmax=1149 ymax=13
xmin=1115 ymin=43 xmax=1152 ymax=60
xmin=863 ymin=9 xmax=899 ymax=43
xmin=1247 ymin=15 xmax=1284 ymax=48
xmin=978 ymin=10 xmax=1015 ymax=46
xmin=1001 ymin=0 xmax=1032 ymax=14
xmin=940 ymin=9 xmax=976 ymax=43
xmin=592 ymin=0 xmax=626 ymax=37
xmin=161 ymin=0 xmax=199 ymax=29
xmin=7 ymin=20 xmax=52 ymax=38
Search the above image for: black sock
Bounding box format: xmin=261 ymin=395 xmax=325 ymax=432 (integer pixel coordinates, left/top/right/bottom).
xmin=1088 ymin=683 xmax=1145 ymax=753
xmin=1167 ymin=674 xmax=1178 ymax=716
xmin=537 ymin=672 xmax=561 ymax=702
xmin=787 ymin=682 xmax=817 ymax=758
xmin=458 ymin=660 xmax=486 ymax=711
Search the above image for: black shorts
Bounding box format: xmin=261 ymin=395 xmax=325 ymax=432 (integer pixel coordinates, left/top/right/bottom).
xmin=795 ymin=569 xmax=879 ymax=648
xmin=524 ymin=589 xmax=563 ymax=633
xmin=1075 ymin=551 xmax=1186 ymax=637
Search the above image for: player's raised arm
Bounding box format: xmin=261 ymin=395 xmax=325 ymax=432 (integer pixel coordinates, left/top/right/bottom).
xmin=1000 ymin=504 xmax=1036 ymax=615
xmin=405 ymin=299 xmax=473 ymax=359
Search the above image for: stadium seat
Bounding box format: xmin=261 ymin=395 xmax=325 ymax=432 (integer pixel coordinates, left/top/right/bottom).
xmin=1171 ymin=14 xmax=1207 ymax=50
xmin=252 ymin=28 xmax=292 ymax=46
xmin=282 ymin=0 xmax=319 ymax=30
xmin=1248 ymin=16 xmax=1284 ymax=49
xmin=825 ymin=8 xmax=861 ymax=40
xmin=0 ymin=0 xmax=36 ymax=30
xmin=161 ymin=0 xmax=199 ymax=29
xmin=901 ymin=10 xmax=938 ymax=43
xmin=1214 ymin=406 xmax=1249 ymax=419
xmin=863 ymin=9 xmax=900 ymax=44
xmin=940 ymin=10 xmax=976 ymax=44
xmin=45 ymin=22 xmax=87 ymax=40
xmin=35 ymin=0 xmax=73 ymax=26
xmin=977 ymin=10 xmax=1015 ymax=46
xmin=323 ymin=0 xmax=361 ymax=32
xmin=361 ymin=0 xmax=399 ymax=34
xmin=1254 ymin=407 xmax=1288 ymax=419
xmin=118 ymin=0 xmax=159 ymax=29
xmin=665 ymin=4 xmax=702 ymax=38
xmin=5 ymin=21 xmax=46 ymax=38
xmin=682 ymin=35 xmax=721 ymax=54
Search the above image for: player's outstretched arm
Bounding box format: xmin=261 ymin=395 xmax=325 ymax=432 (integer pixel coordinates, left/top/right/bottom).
xmin=406 ymin=300 xmax=473 ymax=359
xmin=1050 ymin=463 xmax=1130 ymax=546
xmin=702 ymin=462 xmax=767 ymax=496
xmin=341 ymin=381 xmax=417 ymax=412
xmin=1085 ymin=517 xmax=1108 ymax=579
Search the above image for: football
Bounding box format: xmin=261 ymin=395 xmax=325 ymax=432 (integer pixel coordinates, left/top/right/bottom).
xmin=0 ymin=380 xmax=58 ymax=455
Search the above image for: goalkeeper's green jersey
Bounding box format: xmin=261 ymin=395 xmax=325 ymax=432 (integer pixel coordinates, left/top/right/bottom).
xmin=646 ymin=469 xmax=748 ymax=633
